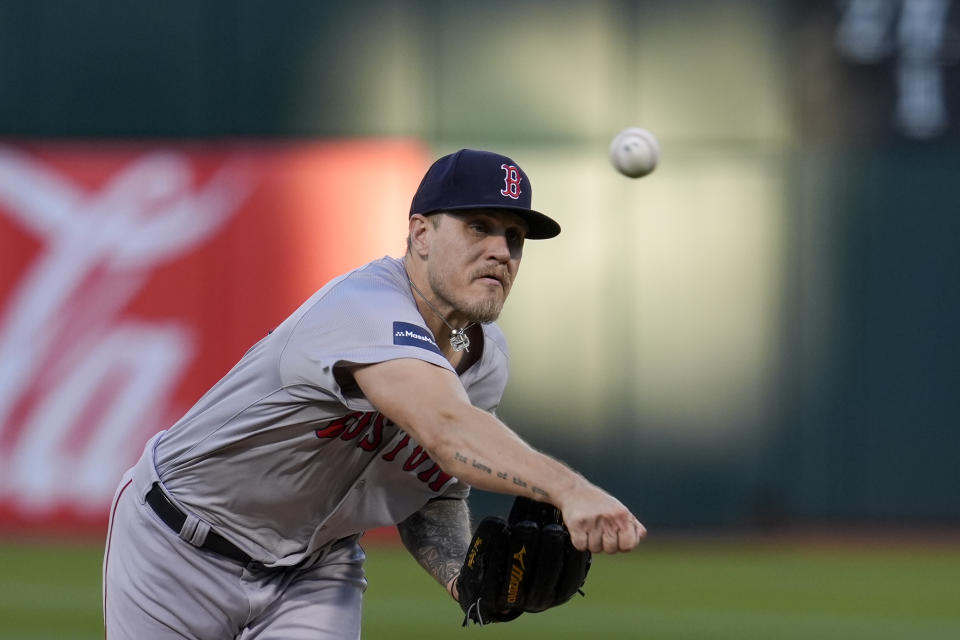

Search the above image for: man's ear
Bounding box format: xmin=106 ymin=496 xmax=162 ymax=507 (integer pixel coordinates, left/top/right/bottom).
xmin=408 ymin=214 xmax=434 ymax=257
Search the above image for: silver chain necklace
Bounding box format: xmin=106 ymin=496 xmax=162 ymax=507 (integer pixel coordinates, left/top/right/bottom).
xmin=406 ymin=276 xmax=475 ymax=352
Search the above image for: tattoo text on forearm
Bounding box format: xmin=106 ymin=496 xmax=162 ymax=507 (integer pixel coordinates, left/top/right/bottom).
xmin=454 ymin=451 xmax=550 ymax=499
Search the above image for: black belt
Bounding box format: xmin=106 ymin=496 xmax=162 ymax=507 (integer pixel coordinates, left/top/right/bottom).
xmin=145 ymin=483 xmax=253 ymax=566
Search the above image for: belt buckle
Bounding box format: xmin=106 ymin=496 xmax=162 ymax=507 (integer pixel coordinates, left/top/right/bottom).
xmin=246 ymin=559 xmax=268 ymax=572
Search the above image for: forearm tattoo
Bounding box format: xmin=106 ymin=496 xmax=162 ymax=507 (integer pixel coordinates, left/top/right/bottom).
xmin=454 ymin=451 xmax=550 ymax=499
xmin=397 ymin=497 xmax=472 ymax=589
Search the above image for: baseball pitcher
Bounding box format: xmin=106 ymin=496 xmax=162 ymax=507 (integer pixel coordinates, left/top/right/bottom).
xmin=102 ymin=149 xmax=646 ymax=639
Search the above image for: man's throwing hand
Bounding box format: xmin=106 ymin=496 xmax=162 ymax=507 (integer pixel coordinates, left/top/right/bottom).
xmin=557 ymin=484 xmax=646 ymax=553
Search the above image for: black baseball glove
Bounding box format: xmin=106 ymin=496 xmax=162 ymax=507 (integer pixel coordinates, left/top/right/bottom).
xmin=455 ymin=496 xmax=591 ymax=626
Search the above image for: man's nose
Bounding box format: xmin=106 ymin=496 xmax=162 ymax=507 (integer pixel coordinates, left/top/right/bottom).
xmin=486 ymin=233 xmax=512 ymax=261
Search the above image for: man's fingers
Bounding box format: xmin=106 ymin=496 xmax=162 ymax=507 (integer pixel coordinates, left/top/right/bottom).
xmin=569 ymin=527 xmax=588 ymax=551
xmin=568 ymin=521 xmax=602 ymax=553
xmin=590 ymin=518 xmax=649 ymax=554
xmin=561 ymin=497 xmax=647 ymax=553
xmin=616 ymin=518 xmax=648 ymax=552
xmin=587 ymin=530 xmax=604 ymax=554
xmin=602 ymin=527 xmax=620 ymax=554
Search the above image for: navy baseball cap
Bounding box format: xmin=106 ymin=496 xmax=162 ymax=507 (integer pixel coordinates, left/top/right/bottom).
xmin=409 ymin=149 xmax=561 ymax=239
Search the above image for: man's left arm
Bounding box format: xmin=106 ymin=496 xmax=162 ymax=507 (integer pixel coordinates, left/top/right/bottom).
xmin=397 ymin=497 xmax=471 ymax=600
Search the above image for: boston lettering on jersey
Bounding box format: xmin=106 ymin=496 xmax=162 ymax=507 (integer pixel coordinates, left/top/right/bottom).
xmin=392 ymin=321 xmax=443 ymax=355
xmin=315 ymin=411 xmax=454 ymax=492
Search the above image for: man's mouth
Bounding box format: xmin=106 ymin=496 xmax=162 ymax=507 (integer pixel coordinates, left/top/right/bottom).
xmin=476 ymin=272 xmax=507 ymax=287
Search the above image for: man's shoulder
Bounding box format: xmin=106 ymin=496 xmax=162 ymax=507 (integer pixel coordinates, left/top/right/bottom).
xmin=306 ymin=256 xmax=408 ymax=308
xmin=330 ymin=255 xmax=406 ymax=293
xmin=273 ymin=256 xmax=410 ymax=336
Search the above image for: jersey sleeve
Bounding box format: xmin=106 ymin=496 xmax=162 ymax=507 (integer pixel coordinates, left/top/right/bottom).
xmin=278 ymin=269 xmax=454 ymax=411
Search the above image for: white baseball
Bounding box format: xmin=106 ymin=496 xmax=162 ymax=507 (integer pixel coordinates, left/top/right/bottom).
xmin=609 ymin=127 xmax=660 ymax=178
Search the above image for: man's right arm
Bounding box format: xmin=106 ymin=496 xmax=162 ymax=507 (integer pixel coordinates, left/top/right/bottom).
xmin=350 ymin=358 xmax=646 ymax=554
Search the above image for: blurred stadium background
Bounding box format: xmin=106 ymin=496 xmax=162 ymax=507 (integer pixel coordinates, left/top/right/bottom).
xmin=1 ymin=1 xmax=958 ymax=638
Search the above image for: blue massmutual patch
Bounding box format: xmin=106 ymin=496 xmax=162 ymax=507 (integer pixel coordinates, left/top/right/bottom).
xmin=393 ymin=321 xmax=443 ymax=355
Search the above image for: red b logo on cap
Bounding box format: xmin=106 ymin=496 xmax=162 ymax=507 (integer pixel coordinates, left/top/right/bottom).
xmin=500 ymin=164 xmax=522 ymax=200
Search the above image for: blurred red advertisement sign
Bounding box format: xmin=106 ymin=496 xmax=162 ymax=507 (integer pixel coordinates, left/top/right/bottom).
xmin=0 ymin=140 xmax=426 ymax=534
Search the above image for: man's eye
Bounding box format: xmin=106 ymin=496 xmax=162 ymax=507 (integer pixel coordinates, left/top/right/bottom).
xmin=469 ymin=222 xmax=487 ymax=233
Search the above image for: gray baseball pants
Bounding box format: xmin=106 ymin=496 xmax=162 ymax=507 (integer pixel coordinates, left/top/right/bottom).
xmin=103 ymin=472 xmax=367 ymax=639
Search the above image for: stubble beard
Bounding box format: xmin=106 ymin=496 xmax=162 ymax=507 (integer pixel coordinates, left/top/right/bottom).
xmin=428 ymin=267 xmax=506 ymax=324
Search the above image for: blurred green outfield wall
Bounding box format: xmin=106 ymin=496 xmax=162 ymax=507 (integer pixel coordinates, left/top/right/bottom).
xmin=1 ymin=0 xmax=957 ymax=527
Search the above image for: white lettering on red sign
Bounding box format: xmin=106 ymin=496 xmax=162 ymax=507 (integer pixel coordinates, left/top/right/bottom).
xmin=0 ymin=148 xmax=251 ymax=512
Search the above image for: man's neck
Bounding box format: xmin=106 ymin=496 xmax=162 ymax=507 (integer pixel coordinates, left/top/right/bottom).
xmin=403 ymin=256 xmax=476 ymax=366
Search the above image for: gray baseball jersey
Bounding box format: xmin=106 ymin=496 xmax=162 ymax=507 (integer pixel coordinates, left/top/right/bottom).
xmin=145 ymin=255 xmax=509 ymax=567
